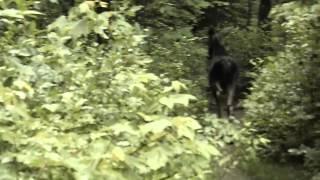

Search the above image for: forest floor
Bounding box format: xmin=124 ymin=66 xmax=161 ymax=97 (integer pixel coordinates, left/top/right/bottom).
xmin=220 ymin=162 xmax=309 ymax=180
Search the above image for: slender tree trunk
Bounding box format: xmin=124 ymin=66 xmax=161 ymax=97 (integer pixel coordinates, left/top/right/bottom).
xmin=247 ymin=0 xmax=252 ymax=26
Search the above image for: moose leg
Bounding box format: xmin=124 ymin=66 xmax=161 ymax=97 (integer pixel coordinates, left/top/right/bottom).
xmin=213 ymin=90 xmax=222 ymax=118
xmin=215 ymin=82 xmax=223 ymax=94
xmin=226 ymin=85 xmax=236 ymax=118
xmin=208 ymin=88 xmax=214 ymax=112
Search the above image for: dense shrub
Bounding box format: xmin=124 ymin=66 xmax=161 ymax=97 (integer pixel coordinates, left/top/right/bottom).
xmin=0 ymin=0 xmax=272 ymax=179
xmin=244 ymin=1 xmax=320 ymax=176
xmin=0 ymin=2 xmax=226 ymax=179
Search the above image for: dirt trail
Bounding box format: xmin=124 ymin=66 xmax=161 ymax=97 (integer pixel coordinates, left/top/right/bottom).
xmin=213 ymin=106 xmax=252 ymax=180
xmin=219 ymin=168 xmax=251 ymax=180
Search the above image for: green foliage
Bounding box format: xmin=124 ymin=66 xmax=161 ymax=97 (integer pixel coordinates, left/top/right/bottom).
xmin=244 ymin=1 xmax=320 ymax=176
xmin=0 ymin=1 xmax=226 ymax=179
xmin=224 ymin=27 xmax=277 ymax=67
xmin=0 ymin=0 xmax=271 ymax=179
xmin=239 ymin=158 xmax=309 ymax=180
xmin=135 ymin=1 xmax=266 ymax=177
xmin=135 ymin=0 xmax=213 ymax=116
xmin=134 ymin=0 xmax=211 ymax=28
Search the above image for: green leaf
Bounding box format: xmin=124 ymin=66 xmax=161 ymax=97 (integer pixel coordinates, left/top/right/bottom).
xmin=13 ymin=80 xmax=33 ymax=94
xmin=127 ymin=5 xmax=143 ymax=16
xmin=144 ymin=147 xmax=169 ymax=170
xmin=108 ymin=122 xmax=138 ymax=136
xmin=159 ymin=94 xmax=196 ymax=109
xmin=6 ymin=104 xmax=30 ymax=119
xmin=196 ymin=141 xmax=221 ymax=158
xmin=111 ymin=147 xmax=126 ymax=162
xmin=176 ymin=125 xmax=195 ymax=140
xmin=259 ymin=137 xmax=270 ymax=145
xmin=137 ymin=112 xmax=165 ymax=122
xmin=171 ymin=81 xmax=187 ymax=92
xmin=139 ymin=119 xmax=172 ymax=135
xmin=163 ymin=81 xmax=187 ymax=93
xmin=172 ymin=117 xmax=201 ymax=139
xmin=42 ymin=103 xmax=60 ymax=112
xmin=218 ymin=155 xmax=232 ymax=166
xmin=89 ymin=139 xmax=108 ymax=156
xmin=61 ymin=92 xmax=74 ymax=104
xmin=71 ymin=19 xmax=90 ymax=39
xmin=172 ymin=116 xmax=201 ymax=130
xmin=136 ymin=73 xmax=159 ymax=83
xmin=22 ymin=10 xmax=43 ymax=16
xmin=0 ymin=9 xmax=23 ymax=19
xmin=79 ymin=1 xmax=95 ymax=13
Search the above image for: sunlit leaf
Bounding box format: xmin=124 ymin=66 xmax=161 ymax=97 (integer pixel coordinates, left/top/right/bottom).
xmin=144 ymin=147 xmax=169 ymax=170
xmin=71 ymin=19 xmax=90 ymax=39
xmin=196 ymin=141 xmax=221 ymax=158
xmin=0 ymin=9 xmax=23 ymax=19
xmin=112 ymin=147 xmax=126 ymax=162
xmin=42 ymin=104 xmax=60 ymax=112
xmin=139 ymin=119 xmax=172 ymax=135
xmin=79 ymin=1 xmax=95 ymax=13
xmin=159 ymin=94 xmax=196 ymax=109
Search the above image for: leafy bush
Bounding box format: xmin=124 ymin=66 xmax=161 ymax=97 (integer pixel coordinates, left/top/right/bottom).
xmin=244 ymin=1 xmax=320 ymax=176
xmin=0 ymin=2 xmax=226 ymax=179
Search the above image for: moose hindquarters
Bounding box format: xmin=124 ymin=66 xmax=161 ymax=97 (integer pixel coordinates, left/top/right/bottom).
xmin=208 ymin=58 xmax=239 ymax=119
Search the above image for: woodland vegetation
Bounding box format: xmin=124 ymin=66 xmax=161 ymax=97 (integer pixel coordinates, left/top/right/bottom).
xmin=0 ymin=0 xmax=319 ymax=179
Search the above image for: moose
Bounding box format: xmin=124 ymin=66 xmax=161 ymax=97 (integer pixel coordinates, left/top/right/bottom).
xmin=207 ymin=28 xmax=239 ymax=118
